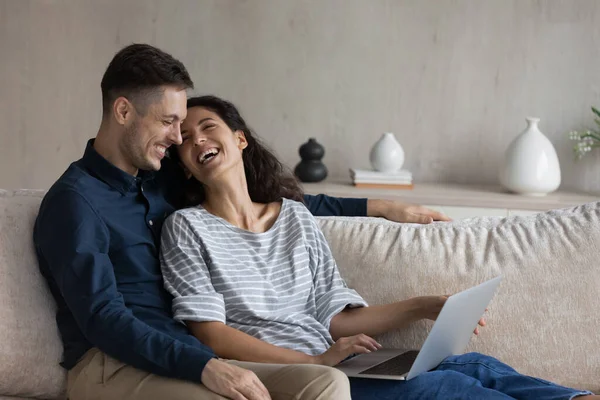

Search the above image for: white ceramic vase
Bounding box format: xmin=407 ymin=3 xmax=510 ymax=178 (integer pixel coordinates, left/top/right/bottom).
xmin=369 ymin=133 xmax=405 ymax=172
xmin=499 ymin=117 xmax=561 ymax=196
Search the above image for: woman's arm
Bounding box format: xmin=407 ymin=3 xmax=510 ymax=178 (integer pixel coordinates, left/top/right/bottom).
xmin=187 ymin=320 xmax=381 ymax=367
xmin=330 ymin=295 xmax=486 ymax=340
xmin=187 ymin=321 xmax=315 ymax=364
xmin=329 ymin=296 xmax=445 ymax=340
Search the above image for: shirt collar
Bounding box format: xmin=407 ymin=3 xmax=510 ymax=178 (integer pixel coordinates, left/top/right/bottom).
xmin=81 ymin=139 xmax=155 ymax=195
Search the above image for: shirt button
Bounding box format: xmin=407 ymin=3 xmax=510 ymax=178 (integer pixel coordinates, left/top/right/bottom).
xmin=149 ymin=220 xmax=154 ymax=226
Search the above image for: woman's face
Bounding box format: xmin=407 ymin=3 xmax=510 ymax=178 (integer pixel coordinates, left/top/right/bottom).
xmin=178 ymin=107 xmax=247 ymax=183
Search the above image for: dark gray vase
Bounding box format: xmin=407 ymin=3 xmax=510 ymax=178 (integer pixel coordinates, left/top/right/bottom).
xmin=294 ymin=138 xmax=328 ymax=183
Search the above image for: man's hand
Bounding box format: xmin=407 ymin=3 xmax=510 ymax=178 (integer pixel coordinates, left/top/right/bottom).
xmin=201 ymin=359 xmax=271 ymax=400
xmin=367 ymin=199 xmax=451 ymax=224
xmin=415 ymin=295 xmax=487 ymax=335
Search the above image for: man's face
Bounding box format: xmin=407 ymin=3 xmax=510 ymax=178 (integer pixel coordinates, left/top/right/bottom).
xmin=121 ymin=86 xmax=187 ymax=172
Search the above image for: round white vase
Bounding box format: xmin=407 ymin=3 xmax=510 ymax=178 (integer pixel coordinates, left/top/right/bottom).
xmin=369 ymin=133 xmax=405 ymax=172
xmin=499 ymin=117 xmax=561 ymax=196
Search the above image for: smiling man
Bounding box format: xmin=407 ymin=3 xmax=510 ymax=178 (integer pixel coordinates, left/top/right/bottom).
xmin=33 ymin=44 xmax=449 ymax=400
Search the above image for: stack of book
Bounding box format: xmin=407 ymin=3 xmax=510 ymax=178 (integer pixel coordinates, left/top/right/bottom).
xmin=350 ymin=168 xmax=413 ymax=189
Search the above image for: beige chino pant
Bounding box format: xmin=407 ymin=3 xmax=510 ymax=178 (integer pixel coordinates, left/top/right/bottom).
xmin=67 ymin=348 xmax=351 ymax=400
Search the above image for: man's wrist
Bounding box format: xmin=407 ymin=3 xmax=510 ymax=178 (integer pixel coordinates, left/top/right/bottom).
xmin=366 ymin=199 xmax=390 ymax=218
xmin=201 ymin=358 xmax=219 ymax=382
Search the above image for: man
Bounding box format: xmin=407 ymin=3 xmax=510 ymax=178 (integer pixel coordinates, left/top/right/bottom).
xmin=34 ymin=44 xmax=448 ymax=400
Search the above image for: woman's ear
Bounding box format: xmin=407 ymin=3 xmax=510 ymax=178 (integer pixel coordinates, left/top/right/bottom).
xmin=236 ymin=131 xmax=248 ymax=150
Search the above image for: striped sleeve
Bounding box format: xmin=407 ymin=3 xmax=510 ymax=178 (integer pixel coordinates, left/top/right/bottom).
xmin=305 ymin=212 xmax=368 ymax=329
xmin=160 ymin=212 xmax=226 ymax=325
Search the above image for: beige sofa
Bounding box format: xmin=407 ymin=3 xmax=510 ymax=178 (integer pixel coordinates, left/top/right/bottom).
xmin=0 ymin=189 xmax=598 ymax=399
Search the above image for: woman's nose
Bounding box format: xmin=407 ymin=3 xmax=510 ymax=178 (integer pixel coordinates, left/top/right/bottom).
xmin=193 ymin=136 xmax=206 ymax=147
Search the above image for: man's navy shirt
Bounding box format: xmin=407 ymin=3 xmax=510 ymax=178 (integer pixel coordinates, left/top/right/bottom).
xmin=33 ymin=140 xmax=367 ymax=382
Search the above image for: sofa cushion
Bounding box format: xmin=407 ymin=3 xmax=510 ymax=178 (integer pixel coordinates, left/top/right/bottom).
xmin=318 ymin=202 xmax=600 ymax=393
xmin=0 ymin=190 xmax=66 ymax=399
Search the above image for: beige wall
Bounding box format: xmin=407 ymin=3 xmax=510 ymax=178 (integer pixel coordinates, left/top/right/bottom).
xmin=2 ymin=0 xmax=600 ymax=192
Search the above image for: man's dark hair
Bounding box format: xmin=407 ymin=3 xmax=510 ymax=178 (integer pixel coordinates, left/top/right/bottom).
xmin=101 ymin=43 xmax=194 ymax=116
xmin=175 ymin=95 xmax=304 ymax=207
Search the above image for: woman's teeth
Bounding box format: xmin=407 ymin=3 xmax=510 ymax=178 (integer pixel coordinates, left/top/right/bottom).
xmin=199 ymin=148 xmax=219 ymax=164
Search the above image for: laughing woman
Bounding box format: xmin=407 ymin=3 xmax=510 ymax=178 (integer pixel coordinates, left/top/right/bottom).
xmin=159 ymin=95 xmax=595 ymax=400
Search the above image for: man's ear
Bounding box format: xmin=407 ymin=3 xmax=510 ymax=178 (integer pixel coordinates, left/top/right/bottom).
xmin=113 ymin=97 xmax=134 ymax=125
xmin=236 ymin=131 xmax=248 ymax=150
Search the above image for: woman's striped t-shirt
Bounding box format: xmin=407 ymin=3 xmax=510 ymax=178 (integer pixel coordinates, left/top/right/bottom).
xmin=160 ymin=198 xmax=367 ymax=355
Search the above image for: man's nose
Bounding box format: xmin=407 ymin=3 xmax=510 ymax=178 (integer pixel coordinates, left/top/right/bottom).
xmin=169 ymin=124 xmax=183 ymax=146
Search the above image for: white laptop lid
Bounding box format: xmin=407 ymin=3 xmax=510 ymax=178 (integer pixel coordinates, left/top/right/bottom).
xmin=406 ymin=275 xmax=503 ymax=379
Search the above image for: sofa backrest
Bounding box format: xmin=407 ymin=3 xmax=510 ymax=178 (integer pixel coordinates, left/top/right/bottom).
xmin=0 ymin=190 xmax=66 ymax=399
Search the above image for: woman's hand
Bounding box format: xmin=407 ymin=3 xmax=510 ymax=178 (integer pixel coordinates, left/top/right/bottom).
xmin=314 ymin=334 xmax=382 ymax=366
xmin=367 ymin=200 xmax=451 ymax=224
xmin=415 ymin=295 xmax=487 ymax=335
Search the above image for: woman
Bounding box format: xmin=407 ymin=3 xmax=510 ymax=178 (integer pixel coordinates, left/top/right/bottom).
xmin=160 ymin=95 xmax=595 ymax=400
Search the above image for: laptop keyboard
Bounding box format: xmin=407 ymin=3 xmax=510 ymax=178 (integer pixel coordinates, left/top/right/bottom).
xmin=358 ymin=350 xmax=420 ymax=376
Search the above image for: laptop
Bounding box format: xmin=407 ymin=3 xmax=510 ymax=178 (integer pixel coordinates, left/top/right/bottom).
xmin=335 ymin=275 xmax=502 ymax=380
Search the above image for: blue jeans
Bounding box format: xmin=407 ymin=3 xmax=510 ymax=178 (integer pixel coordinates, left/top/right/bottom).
xmin=350 ymin=352 xmax=593 ymax=400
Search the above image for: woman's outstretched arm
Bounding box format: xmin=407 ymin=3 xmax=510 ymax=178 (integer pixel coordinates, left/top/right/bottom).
xmin=330 ymin=296 xmax=487 ymax=340
xmin=329 ymin=296 xmax=445 ymax=340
